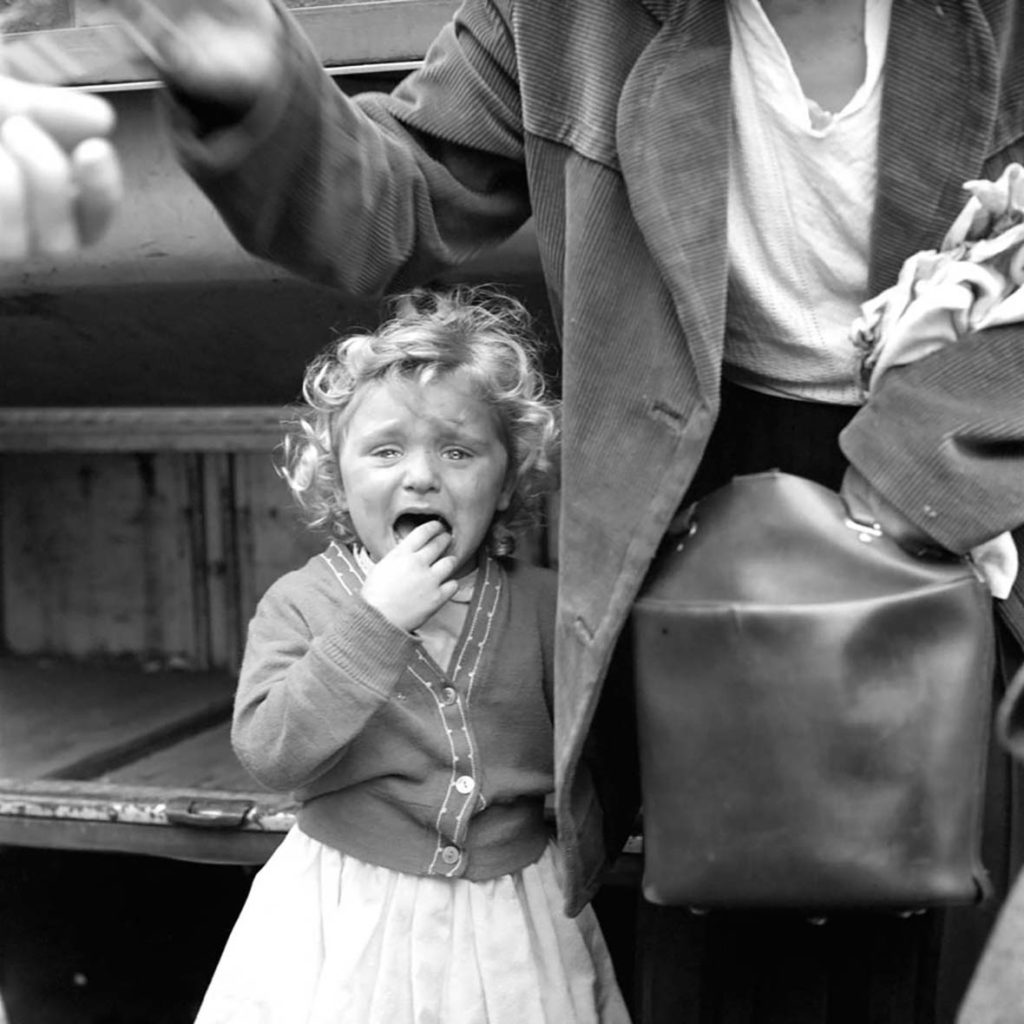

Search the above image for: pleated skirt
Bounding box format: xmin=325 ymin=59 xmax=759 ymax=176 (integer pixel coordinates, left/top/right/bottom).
xmin=194 ymin=826 xmax=632 ymax=1024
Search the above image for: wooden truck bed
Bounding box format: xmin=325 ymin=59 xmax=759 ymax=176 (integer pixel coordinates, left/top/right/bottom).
xmin=0 ymin=657 xmax=294 ymax=863
xmin=0 ymin=407 xmax=308 ymax=864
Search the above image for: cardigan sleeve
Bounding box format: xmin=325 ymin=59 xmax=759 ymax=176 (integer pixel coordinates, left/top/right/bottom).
xmin=839 ymin=324 xmax=1024 ymax=554
xmin=167 ymin=0 xmax=531 ymax=298
xmin=232 ymin=574 xmax=420 ymax=792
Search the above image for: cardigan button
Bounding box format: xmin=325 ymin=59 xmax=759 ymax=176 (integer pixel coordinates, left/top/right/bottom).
xmin=455 ymin=775 xmax=475 ymax=794
xmin=441 ymin=686 xmax=457 ymax=706
xmin=441 ymin=845 xmax=461 ymax=865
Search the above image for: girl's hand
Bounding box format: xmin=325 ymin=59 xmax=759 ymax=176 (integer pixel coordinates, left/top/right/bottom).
xmin=100 ymin=0 xmax=284 ymax=113
xmin=0 ymin=78 xmax=123 ymax=258
xmin=360 ymin=521 xmax=460 ymax=633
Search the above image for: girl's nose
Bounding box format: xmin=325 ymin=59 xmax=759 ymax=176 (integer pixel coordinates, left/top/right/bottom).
xmin=402 ymin=450 xmax=440 ymax=491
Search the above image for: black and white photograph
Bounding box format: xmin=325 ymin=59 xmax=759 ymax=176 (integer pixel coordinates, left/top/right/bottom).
xmin=1 ymin=1 xmax=1023 ymax=1021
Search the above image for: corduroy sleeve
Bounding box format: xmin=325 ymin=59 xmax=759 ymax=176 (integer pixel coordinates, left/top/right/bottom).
xmin=169 ymin=0 xmax=531 ymax=297
xmin=839 ymin=325 xmax=1024 ymax=555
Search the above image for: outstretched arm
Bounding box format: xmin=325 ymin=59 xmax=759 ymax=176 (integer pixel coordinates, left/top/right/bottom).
xmin=129 ymin=0 xmax=530 ymax=296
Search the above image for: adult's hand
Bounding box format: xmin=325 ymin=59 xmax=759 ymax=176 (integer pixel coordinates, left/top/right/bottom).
xmin=839 ymin=465 xmax=945 ymax=556
xmin=0 ymin=77 xmax=123 ymax=258
xmin=102 ymin=0 xmax=284 ymax=112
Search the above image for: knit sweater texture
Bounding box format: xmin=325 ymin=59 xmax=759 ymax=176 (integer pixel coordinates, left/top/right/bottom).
xmin=233 ymin=542 xmax=557 ymax=881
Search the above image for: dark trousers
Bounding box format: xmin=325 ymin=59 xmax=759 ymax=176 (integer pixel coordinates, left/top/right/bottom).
xmin=633 ymin=381 xmax=1024 ymax=1024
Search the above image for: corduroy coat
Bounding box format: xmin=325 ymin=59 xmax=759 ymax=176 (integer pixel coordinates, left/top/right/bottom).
xmin=175 ymin=0 xmax=1024 ymax=917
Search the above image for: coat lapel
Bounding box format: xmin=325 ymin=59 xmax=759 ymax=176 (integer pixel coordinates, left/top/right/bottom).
xmin=869 ymin=0 xmax=999 ymax=293
xmin=616 ymin=0 xmax=732 ymax=393
xmin=621 ymin=0 xmax=1001 ymax=315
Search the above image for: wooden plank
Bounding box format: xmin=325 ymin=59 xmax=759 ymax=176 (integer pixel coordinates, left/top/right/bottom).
xmin=233 ymin=451 xmax=326 ymax=628
xmin=3 ymin=1 xmax=456 ymax=88
xmin=0 ymin=407 xmax=288 ymax=453
xmin=1 ymin=453 xmax=204 ymax=660
xmin=1 ymin=447 xmax=316 ymax=667
xmin=99 ymin=720 xmax=254 ymax=791
xmin=0 ymin=658 xmax=235 ymax=780
xmin=202 ymin=451 xmax=239 ymax=670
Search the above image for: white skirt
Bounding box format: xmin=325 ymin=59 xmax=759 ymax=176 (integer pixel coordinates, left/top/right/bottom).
xmin=194 ymin=827 xmax=632 ymax=1024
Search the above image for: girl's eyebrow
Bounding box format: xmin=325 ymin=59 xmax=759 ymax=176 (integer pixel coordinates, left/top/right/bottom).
xmin=351 ymin=420 xmax=405 ymax=442
xmin=437 ymin=425 xmax=493 ymax=447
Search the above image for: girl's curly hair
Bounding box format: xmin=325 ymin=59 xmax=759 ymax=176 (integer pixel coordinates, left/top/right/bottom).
xmin=280 ymin=286 xmax=560 ymax=556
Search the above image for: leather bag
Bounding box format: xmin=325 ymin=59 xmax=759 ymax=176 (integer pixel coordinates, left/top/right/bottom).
xmin=632 ymin=470 xmax=994 ymax=910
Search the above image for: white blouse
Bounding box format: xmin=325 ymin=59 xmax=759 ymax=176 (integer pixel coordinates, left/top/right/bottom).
xmin=724 ymin=0 xmax=893 ymax=405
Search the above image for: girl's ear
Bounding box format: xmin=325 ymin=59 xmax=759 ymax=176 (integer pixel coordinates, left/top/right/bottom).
xmin=496 ymin=466 xmax=515 ymax=512
xmin=332 ymin=473 xmax=347 ymax=511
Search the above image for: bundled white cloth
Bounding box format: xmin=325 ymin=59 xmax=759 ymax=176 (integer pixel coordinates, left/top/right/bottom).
xmin=851 ymin=163 xmax=1024 ymax=598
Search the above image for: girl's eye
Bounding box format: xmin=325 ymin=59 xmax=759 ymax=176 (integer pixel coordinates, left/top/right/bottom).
xmin=371 ymin=446 xmax=401 ymax=459
xmin=443 ymin=447 xmax=473 ymax=461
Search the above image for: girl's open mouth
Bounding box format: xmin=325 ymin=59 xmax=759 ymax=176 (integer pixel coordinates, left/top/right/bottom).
xmin=393 ymin=512 xmax=451 ymax=541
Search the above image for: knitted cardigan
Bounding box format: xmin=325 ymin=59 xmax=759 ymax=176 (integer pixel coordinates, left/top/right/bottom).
xmin=233 ymin=543 xmax=558 ymax=881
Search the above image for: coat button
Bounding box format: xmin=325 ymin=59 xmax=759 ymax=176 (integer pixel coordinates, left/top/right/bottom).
xmin=441 ymin=845 xmax=461 ymax=865
xmin=441 ymin=687 xmax=457 ymax=706
xmin=455 ymin=775 xmax=475 ymax=794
